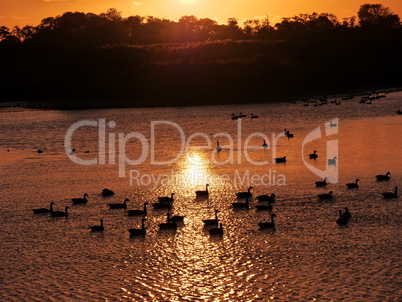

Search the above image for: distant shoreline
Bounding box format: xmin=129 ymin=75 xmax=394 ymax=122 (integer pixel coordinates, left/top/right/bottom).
xmin=0 ymin=86 xmax=400 ymax=110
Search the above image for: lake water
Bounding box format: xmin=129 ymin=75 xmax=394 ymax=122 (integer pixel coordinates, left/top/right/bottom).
xmin=1 ymin=93 xmax=401 ymax=301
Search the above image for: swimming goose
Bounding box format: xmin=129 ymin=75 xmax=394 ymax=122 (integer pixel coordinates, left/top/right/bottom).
xmin=274 ymin=156 xmax=287 ymax=163
xmin=102 ymin=189 xmax=114 ymax=197
xmin=158 ymin=193 xmax=174 ymax=203
xmin=33 ymin=202 xmax=55 ymax=214
xmin=328 ymin=157 xmax=337 ymax=165
xmin=51 ymin=206 xmax=69 ymax=217
xmin=209 ymin=223 xmax=223 ymax=235
xmin=341 ymin=207 xmax=352 ymax=220
xmin=159 ymin=213 xmax=178 ymax=230
xmin=170 ymin=213 xmax=184 ymax=222
xmin=397 ymin=109 xmax=402 ymax=115
xmin=284 ymin=129 xmax=294 ymax=138
xmin=127 ymin=202 xmax=148 ymax=216
xmin=236 ymin=187 xmax=253 ymax=198
xmin=232 ymin=196 xmax=250 ymax=209
xmin=72 ymin=193 xmax=89 ymax=204
xmin=330 ymin=121 xmax=338 ymax=127
xmin=255 ymin=201 xmax=273 ymax=211
xmin=346 ymin=179 xmax=359 ymax=188
xmin=203 ymin=210 xmax=219 ymax=226
xmin=196 ymin=184 xmax=209 ymax=197
xmin=336 ymin=210 xmax=348 ymax=225
xmin=318 ymin=191 xmax=333 ymax=200
xmin=315 ymin=177 xmax=328 ymax=187
xmin=128 ymin=218 xmax=146 ymax=236
xmin=91 ymin=219 xmax=104 ymax=232
xmin=108 ymin=198 xmax=128 ymax=209
xmin=37 ymin=149 xmax=43 ymax=154
xmin=251 ymin=113 xmax=259 ymax=119
xmin=216 ymin=141 xmax=222 ymax=152
xmin=382 ymin=186 xmax=398 ymax=199
xmin=256 ymin=193 xmax=276 ymax=202
xmin=376 ymin=172 xmax=391 ymax=181
xmin=258 ymin=214 xmax=276 ymax=229
xmin=309 ymin=150 xmax=318 ymax=159
xmin=262 ymin=140 xmax=268 ymax=148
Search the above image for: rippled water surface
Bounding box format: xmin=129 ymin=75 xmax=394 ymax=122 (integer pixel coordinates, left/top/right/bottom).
xmin=1 ymin=94 xmax=402 ymax=301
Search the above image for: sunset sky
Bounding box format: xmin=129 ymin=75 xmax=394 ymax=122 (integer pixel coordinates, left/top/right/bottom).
xmin=1 ymin=0 xmax=402 ymax=28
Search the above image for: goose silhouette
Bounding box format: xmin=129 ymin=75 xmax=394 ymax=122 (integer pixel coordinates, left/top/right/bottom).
xmin=232 ymin=196 xmax=250 ymax=209
xmin=195 ymin=184 xmax=209 ymax=197
xmin=341 ymin=207 xmax=352 ymax=220
xmin=262 ymin=140 xmax=268 ymax=148
xmin=255 ymin=201 xmax=273 ymax=211
xmin=336 ymin=210 xmax=348 ymax=225
xmin=91 ymin=219 xmax=104 ymax=232
xmin=72 ymin=193 xmax=88 ymax=204
xmin=318 ymin=191 xmax=333 ymax=200
xmin=209 ymin=223 xmax=223 ymax=235
xmin=259 ymin=214 xmax=276 ymax=229
xmin=51 ymin=206 xmax=69 ymax=217
xmin=236 ymin=186 xmax=253 ymax=198
xmin=158 ymin=193 xmax=174 ymax=203
xmin=128 ymin=218 xmax=146 ymax=236
xmin=203 ymin=210 xmax=219 ymax=226
xmin=108 ymin=198 xmax=128 ymax=209
xmin=274 ymin=156 xmax=287 ymax=163
xmin=216 ymin=141 xmax=222 ymax=152
xmin=328 ymin=157 xmax=337 ymax=165
xmin=382 ymin=186 xmax=398 ymax=199
xmin=33 ymin=201 xmax=55 ymax=214
xmin=127 ymin=202 xmax=148 ymax=216
xmin=315 ymin=177 xmax=328 ymax=187
xmin=309 ymin=150 xmax=318 ymax=159
xmin=346 ymin=179 xmax=359 ymax=188
xmin=102 ymin=189 xmax=114 ymax=197
xmin=256 ymin=193 xmax=275 ymax=202
xmin=376 ymin=172 xmax=391 ymax=181
xmin=159 ymin=213 xmax=178 ymax=230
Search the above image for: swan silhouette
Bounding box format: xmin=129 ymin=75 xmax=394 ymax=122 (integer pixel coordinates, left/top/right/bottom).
xmin=232 ymin=196 xmax=250 ymax=209
xmin=250 ymin=113 xmax=259 ymax=119
xmin=330 ymin=121 xmax=338 ymax=127
xmin=128 ymin=218 xmax=146 ymax=236
xmin=259 ymin=213 xmax=276 ymax=229
xmin=108 ymin=198 xmax=128 ymax=209
xmin=72 ymin=193 xmax=88 ymax=204
xmin=152 ymin=200 xmax=173 ymax=209
xmin=309 ymin=150 xmax=318 ymax=159
xmin=33 ymin=201 xmax=55 ymax=214
xmin=102 ymin=189 xmax=114 ymax=197
xmin=262 ymin=140 xmax=268 ymax=148
xmin=382 ymin=186 xmax=398 ymax=199
xmin=203 ymin=210 xmax=219 ymax=226
xmin=158 ymin=193 xmax=174 ymax=203
xmin=91 ymin=219 xmax=104 ymax=232
xmin=328 ymin=157 xmax=337 ymax=165
xmin=256 ymin=193 xmax=275 ymax=202
xmin=346 ymin=179 xmax=359 ymax=188
xmin=318 ymin=191 xmax=333 ymax=200
xmin=127 ymin=202 xmax=148 ymax=216
xmin=336 ymin=210 xmax=348 ymax=225
xmin=209 ymin=223 xmax=223 ymax=235
xmin=51 ymin=206 xmax=69 ymax=217
xmin=236 ymin=186 xmax=253 ymax=198
xmin=315 ymin=177 xmax=328 ymax=187
xmin=195 ymin=184 xmax=209 ymax=197
xmin=216 ymin=141 xmax=222 ymax=152
xmin=376 ymin=172 xmax=391 ymax=181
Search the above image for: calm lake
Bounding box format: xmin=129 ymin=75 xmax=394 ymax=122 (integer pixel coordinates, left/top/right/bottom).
xmin=1 ymin=93 xmax=401 ymax=301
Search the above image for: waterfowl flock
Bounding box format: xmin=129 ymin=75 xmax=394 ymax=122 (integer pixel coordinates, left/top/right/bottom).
xmin=31 ymin=167 xmax=398 ymax=237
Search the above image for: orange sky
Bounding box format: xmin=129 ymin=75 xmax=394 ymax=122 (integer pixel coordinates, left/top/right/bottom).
xmin=1 ymin=0 xmax=402 ymax=28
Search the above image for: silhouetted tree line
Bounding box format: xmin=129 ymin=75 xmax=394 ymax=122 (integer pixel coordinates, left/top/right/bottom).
xmin=0 ymin=4 xmax=401 ymax=107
